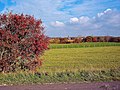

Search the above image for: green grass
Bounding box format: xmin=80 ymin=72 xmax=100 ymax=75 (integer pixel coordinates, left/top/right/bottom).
xmin=0 ymin=46 xmax=120 ymax=85
xmin=49 ymin=42 xmax=120 ymax=49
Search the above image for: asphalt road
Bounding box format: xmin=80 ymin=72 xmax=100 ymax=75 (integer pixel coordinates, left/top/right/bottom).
xmin=0 ymin=81 xmax=120 ymax=90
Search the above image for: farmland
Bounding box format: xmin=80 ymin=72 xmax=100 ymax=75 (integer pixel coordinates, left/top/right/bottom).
xmin=40 ymin=46 xmax=120 ymax=72
xmin=0 ymin=43 xmax=120 ymax=85
xmin=49 ymin=42 xmax=120 ymax=49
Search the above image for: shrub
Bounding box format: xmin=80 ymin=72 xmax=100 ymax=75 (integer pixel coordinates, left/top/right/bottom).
xmin=74 ymin=38 xmax=82 ymax=43
xmin=85 ymin=36 xmax=93 ymax=42
xmin=0 ymin=12 xmax=49 ymax=72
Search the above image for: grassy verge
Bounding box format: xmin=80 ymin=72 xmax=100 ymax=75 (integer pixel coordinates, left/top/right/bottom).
xmin=0 ymin=46 xmax=120 ymax=85
xmin=0 ymin=69 xmax=120 ymax=85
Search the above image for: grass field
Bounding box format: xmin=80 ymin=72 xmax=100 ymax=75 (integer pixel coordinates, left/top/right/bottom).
xmin=40 ymin=46 xmax=120 ymax=72
xmin=49 ymin=42 xmax=120 ymax=49
xmin=0 ymin=45 xmax=120 ymax=85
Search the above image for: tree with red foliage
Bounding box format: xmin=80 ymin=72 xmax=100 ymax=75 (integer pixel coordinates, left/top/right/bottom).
xmin=93 ymin=37 xmax=98 ymax=42
xmin=85 ymin=36 xmax=93 ymax=42
xmin=0 ymin=13 xmax=49 ymax=72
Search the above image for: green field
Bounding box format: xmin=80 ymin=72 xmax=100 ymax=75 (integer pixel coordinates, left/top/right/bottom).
xmin=0 ymin=45 xmax=120 ymax=85
xmin=49 ymin=42 xmax=120 ymax=49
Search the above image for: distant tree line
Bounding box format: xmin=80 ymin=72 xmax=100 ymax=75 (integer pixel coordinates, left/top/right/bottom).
xmin=49 ymin=36 xmax=120 ymax=44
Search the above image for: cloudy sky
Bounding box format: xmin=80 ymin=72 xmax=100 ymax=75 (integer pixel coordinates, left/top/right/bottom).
xmin=0 ymin=0 xmax=120 ymax=37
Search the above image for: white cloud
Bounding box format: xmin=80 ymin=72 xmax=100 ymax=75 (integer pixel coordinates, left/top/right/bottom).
xmin=70 ymin=17 xmax=79 ymax=23
xmin=50 ymin=21 xmax=65 ymax=27
xmin=104 ymin=8 xmax=112 ymax=13
xmin=97 ymin=13 xmax=104 ymax=17
xmin=97 ymin=8 xmax=112 ymax=17
xmin=79 ymin=16 xmax=90 ymax=24
xmin=69 ymin=16 xmax=90 ymax=24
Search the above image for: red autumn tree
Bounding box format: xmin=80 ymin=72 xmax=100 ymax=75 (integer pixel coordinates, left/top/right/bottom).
xmin=0 ymin=13 xmax=49 ymax=72
xmin=93 ymin=37 xmax=98 ymax=42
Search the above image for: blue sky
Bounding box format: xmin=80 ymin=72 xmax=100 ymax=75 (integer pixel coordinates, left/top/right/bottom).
xmin=0 ymin=0 xmax=120 ymax=37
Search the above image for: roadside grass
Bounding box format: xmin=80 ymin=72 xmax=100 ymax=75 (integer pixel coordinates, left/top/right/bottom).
xmin=0 ymin=69 xmax=120 ymax=85
xmin=0 ymin=46 xmax=120 ymax=85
